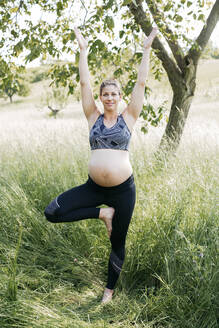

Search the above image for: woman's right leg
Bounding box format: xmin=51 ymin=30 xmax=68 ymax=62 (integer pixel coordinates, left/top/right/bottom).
xmin=44 ymin=179 xmax=104 ymax=223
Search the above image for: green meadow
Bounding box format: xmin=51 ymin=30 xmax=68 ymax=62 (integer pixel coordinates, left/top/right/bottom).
xmin=0 ymin=59 xmax=218 ymax=328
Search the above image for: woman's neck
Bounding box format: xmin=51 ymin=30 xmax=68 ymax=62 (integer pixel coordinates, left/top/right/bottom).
xmin=103 ymin=111 xmax=119 ymax=121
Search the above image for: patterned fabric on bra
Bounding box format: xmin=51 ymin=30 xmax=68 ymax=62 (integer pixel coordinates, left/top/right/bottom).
xmin=89 ymin=114 xmax=131 ymax=151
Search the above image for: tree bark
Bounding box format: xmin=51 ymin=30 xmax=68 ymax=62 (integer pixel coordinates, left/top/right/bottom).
xmin=159 ymin=90 xmax=194 ymax=153
xmin=159 ymin=58 xmax=197 ymax=152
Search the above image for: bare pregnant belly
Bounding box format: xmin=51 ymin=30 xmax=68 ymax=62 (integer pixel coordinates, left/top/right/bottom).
xmin=88 ymin=149 xmax=133 ymax=187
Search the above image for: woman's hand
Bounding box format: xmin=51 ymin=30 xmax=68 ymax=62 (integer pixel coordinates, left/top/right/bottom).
xmin=143 ymin=27 xmax=158 ymax=50
xmin=74 ymin=27 xmax=88 ymax=50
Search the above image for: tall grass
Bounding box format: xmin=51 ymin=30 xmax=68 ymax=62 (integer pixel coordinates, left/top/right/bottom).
xmin=0 ymin=93 xmax=218 ymax=327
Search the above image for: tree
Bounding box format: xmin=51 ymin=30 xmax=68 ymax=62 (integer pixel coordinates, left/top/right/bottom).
xmin=0 ymin=59 xmax=30 ymax=103
xmin=127 ymin=0 xmax=219 ymax=152
xmin=0 ymin=0 xmax=218 ymax=151
xmin=40 ymin=84 xmax=69 ymax=118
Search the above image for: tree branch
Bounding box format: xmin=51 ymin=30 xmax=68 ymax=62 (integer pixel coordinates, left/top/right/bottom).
xmin=145 ymin=0 xmax=185 ymax=72
xmin=79 ymin=0 xmax=89 ymax=26
xmin=128 ymin=0 xmax=182 ymax=90
xmin=188 ymin=0 xmax=219 ymax=64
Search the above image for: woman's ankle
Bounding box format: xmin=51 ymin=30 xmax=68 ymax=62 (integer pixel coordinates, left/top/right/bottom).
xmin=104 ymin=287 xmax=114 ymax=294
xmin=101 ymin=288 xmax=114 ymax=304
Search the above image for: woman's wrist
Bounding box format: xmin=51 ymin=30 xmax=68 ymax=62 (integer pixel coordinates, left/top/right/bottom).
xmin=80 ymin=47 xmax=88 ymax=53
xmin=143 ymin=46 xmax=151 ymax=53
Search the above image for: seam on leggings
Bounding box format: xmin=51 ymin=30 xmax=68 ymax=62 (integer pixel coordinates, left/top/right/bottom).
xmin=110 ymin=251 xmax=123 ymax=274
xmin=112 ymin=261 xmax=121 ymax=273
xmin=55 ymin=197 xmax=60 ymax=208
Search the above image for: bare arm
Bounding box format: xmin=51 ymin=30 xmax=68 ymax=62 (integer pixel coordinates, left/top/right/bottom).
xmin=123 ymin=28 xmax=158 ymax=124
xmin=74 ymin=27 xmax=99 ymax=121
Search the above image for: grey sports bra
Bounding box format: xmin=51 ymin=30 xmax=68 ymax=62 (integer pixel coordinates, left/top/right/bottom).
xmin=89 ymin=114 xmax=131 ymax=151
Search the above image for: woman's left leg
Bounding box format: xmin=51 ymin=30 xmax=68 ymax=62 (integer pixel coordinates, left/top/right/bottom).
xmin=105 ymin=179 xmax=136 ymax=290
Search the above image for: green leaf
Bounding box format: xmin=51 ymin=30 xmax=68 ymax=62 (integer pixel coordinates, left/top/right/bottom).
xmin=10 ymin=7 xmax=19 ymax=13
xmin=119 ymin=30 xmax=125 ymax=38
xmin=113 ymin=67 xmax=123 ymax=77
xmin=13 ymin=41 xmax=24 ymax=57
xmin=105 ymin=16 xmax=114 ymax=30
xmin=93 ymin=39 xmax=105 ymax=51
xmin=175 ymin=14 xmax=183 ymax=22
xmin=57 ymin=1 xmax=63 ymax=11
xmin=164 ymin=3 xmax=172 ymax=11
xmin=70 ymin=31 xmax=75 ymax=41
xmin=187 ymin=1 xmax=193 ymax=7
xmin=122 ymin=0 xmax=132 ymax=6
xmin=68 ymin=84 xmax=74 ymax=95
xmin=103 ymin=0 xmax=114 ymax=9
xmin=198 ymin=14 xmax=205 ymax=21
xmin=141 ymin=126 xmax=148 ymax=134
xmin=88 ymin=52 xmax=97 ymax=61
xmin=11 ymin=30 xmax=19 ymax=38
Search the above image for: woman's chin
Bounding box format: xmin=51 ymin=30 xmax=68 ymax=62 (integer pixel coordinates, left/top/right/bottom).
xmin=104 ymin=106 xmax=117 ymax=112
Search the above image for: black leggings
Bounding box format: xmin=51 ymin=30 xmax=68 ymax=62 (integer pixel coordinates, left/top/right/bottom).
xmin=44 ymin=174 xmax=136 ymax=290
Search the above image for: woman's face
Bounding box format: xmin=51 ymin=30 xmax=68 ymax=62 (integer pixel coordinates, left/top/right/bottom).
xmin=100 ymin=85 xmax=121 ymax=112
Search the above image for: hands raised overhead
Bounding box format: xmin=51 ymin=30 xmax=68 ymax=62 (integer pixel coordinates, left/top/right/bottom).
xmin=74 ymin=27 xmax=88 ymax=50
xmin=143 ymin=27 xmax=158 ymax=50
xmin=74 ymin=25 xmax=158 ymax=51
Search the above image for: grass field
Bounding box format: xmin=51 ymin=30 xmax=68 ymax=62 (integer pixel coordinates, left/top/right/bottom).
xmin=0 ymin=59 xmax=218 ymax=328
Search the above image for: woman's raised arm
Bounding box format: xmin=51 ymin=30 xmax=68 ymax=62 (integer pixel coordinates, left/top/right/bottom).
xmin=123 ymin=27 xmax=158 ymax=125
xmin=74 ymin=27 xmax=99 ymax=121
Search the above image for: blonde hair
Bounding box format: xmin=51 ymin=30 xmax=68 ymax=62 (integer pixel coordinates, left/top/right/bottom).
xmin=100 ymin=79 xmax=121 ymax=95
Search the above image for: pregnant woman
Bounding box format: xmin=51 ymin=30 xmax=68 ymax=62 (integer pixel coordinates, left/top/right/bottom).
xmin=44 ymin=26 xmax=157 ymax=303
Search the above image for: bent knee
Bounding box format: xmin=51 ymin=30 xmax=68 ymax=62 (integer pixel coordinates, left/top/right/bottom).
xmin=44 ymin=198 xmax=60 ymax=223
xmin=44 ymin=210 xmax=58 ymax=223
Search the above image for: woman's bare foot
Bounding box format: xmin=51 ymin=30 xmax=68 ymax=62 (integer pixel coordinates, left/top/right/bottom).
xmin=99 ymin=207 xmax=115 ymax=238
xmin=101 ymin=288 xmax=114 ymax=304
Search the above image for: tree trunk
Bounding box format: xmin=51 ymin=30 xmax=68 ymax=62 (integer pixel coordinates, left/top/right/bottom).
xmin=9 ymin=95 xmax=13 ymax=103
xmin=159 ymin=90 xmax=194 ymax=153
xmin=159 ymin=59 xmax=197 ymax=153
